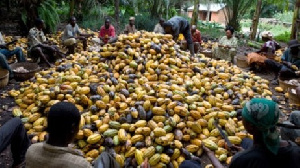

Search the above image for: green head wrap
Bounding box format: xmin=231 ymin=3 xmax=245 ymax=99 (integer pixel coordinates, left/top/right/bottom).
xmin=242 ymin=98 xmax=280 ymax=154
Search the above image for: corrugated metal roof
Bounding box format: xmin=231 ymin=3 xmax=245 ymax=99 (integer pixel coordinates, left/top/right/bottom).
xmin=187 ymin=3 xmax=226 ymax=12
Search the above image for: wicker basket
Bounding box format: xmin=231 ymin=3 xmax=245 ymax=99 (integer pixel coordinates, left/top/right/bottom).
xmin=279 ymin=79 xmax=299 ymax=92
xmin=200 ymin=49 xmax=213 ymax=58
xmin=0 ymin=69 xmax=9 ymax=88
xmin=236 ymin=56 xmax=249 ymax=68
xmin=288 ymin=89 xmax=300 ymax=105
xmin=10 ymin=63 xmax=39 ymax=81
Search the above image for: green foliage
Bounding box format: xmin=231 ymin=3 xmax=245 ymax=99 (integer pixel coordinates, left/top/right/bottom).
xmin=37 ymin=0 xmax=60 ymax=33
xmin=135 ymin=13 xmax=158 ymax=31
xmin=274 ymin=11 xmax=293 ymax=23
xmin=56 ymin=1 xmax=69 ymax=22
xmin=198 ymin=21 xmax=224 ymax=39
xmin=274 ymin=31 xmax=290 ymax=43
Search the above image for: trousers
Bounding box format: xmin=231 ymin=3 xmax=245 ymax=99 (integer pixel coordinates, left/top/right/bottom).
xmin=0 ymin=118 xmax=30 ymax=166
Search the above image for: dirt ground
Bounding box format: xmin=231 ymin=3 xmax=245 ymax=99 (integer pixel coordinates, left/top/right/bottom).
xmin=0 ymin=83 xmax=20 ymax=168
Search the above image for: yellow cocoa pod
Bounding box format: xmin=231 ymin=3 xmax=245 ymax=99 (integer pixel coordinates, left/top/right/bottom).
xmin=171 ymin=148 xmax=181 ymax=160
xmin=38 ymin=131 xmax=47 ymax=142
xmin=160 ymin=153 xmax=170 ymax=164
xmin=153 ymin=127 xmax=166 ymax=137
xmin=83 ymin=129 xmax=93 ymax=137
xmin=149 ymin=154 xmax=161 ymax=166
xmin=152 ymin=107 xmax=166 ymax=115
xmin=215 ymin=147 xmax=228 ymax=155
xmin=135 ymin=149 xmax=144 ymax=165
xmin=203 ymin=139 xmax=218 ymax=150
xmin=28 ymin=113 xmax=42 ymax=123
xmin=186 ymin=144 xmax=199 ymax=153
xmin=144 ymin=146 xmax=156 ymax=159
xmin=76 ymin=130 xmax=84 ymax=140
xmin=210 ymin=128 xmax=220 ymax=137
xmin=86 ymin=149 xmax=99 ymax=158
xmin=118 ymin=129 xmax=127 ymax=142
xmin=191 ymin=122 xmax=202 ymax=134
xmin=131 ymin=135 xmax=144 ymax=144
xmin=115 ymin=154 xmax=125 ymax=167
xmin=125 ymin=147 xmax=136 ymax=157
xmin=135 ymin=120 xmax=147 ymax=127
xmin=228 ymin=136 xmax=242 ymax=145
xmin=87 ymin=133 xmax=101 ymax=144
xmin=190 ymin=139 xmax=202 ymax=146
xmin=33 ymin=117 xmax=45 ymax=127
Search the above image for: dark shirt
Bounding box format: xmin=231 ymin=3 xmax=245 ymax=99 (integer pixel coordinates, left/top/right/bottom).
xmin=166 ymin=16 xmax=190 ymax=38
xmin=281 ymin=49 xmax=300 ymax=68
xmin=229 ymin=142 xmax=300 ymax=168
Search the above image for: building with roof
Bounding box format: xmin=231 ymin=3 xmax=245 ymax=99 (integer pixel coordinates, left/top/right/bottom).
xmin=187 ymin=3 xmax=228 ymax=25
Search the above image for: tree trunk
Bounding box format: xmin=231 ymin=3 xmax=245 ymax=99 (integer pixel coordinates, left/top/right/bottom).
xmin=69 ymin=0 xmax=75 ymax=17
xmin=150 ymin=0 xmax=160 ymax=18
xmin=291 ymin=0 xmax=300 ymax=40
xmin=114 ymin=0 xmax=120 ymax=33
xmin=191 ymin=0 xmax=200 ymax=26
xmin=250 ymin=0 xmax=262 ymax=41
xmin=206 ymin=1 xmax=211 ymax=21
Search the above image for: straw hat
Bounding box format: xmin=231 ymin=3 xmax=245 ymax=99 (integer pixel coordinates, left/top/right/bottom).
xmin=129 ymin=17 xmax=135 ymax=21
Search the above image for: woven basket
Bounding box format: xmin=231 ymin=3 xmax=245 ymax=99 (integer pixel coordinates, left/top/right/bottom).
xmin=0 ymin=69 xmax=9 ymax=88
xmin=236 ymin=56 xmax=249 ymax=68
xmin=10 ymin=63 xmax=39 ymax=81
xmin=200 ymin=49 xmax=213 ymax=58
xmin=279 ymin=79 xmax=299 ymax=92
xmin=288 ymin=89 xmax=300 ymax=105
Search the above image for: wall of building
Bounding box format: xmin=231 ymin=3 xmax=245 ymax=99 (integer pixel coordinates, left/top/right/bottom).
xmin=187 ymin=8 xmax=227 ymax=25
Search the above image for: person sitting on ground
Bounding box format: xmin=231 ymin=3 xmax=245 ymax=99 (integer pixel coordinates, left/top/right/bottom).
xmin=25 ymin=102 xmax=92 ymax=168
xmin=265 ymin=39 xmax=300 ymax=84
xmin=62 ymin=16 xmax=93 ymax=54
xmin=163 ymin=16 xmax=194 ymax=56
xmin=191 ymin=25 xmax=202 ymax=53
xmin=153 ymin=18 xmax=165 ymax=34
xmin=0 ymin=32 xmax=26 ymax=78
xmin=28 ymin=19 xmax=65 ymax=67
xmin=0 ymin=118 xmax=30 ymax=168
xmin=92 ymin=18 xmax=117 ymax=45
xmin=213 ymin=26 xmax=237 ymax=63
xmin=229 ymin=98 xmax=300 ymax=168
xmin=247 ymin=31 xmax=281 ymax=71
xmin=124 ymin=17 xmax=136 ymax=34
xmin=281 ymin=110 xmax=300 ymax=144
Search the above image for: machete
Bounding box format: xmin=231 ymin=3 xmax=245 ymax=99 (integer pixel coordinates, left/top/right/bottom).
xmin=213 ymin=119 xmax=233 ymax=148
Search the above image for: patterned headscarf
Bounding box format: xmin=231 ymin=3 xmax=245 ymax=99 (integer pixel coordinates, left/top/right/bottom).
xmin=242 ymin=98 xmax=280 ymax=154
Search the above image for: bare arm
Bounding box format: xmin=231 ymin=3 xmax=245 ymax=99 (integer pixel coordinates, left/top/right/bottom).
xmin=203 ymin=146 xmax=224 ymax=168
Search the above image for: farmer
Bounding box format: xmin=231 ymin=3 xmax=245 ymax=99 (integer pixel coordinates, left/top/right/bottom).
xmin=213 ymin=26 xmax=237 ymax=63
xmin=0 ymin=32 xmax=26 ymax=78
xmin=92 ymin=18 xmax=117 ymax=45
xmin=247 ymin=31 xmax=281 ymax=71
xmin=265 ymin=39 xmax=300 ymax=84
xmin=62 ymin=16 xmax=93 ymax=54
xmin=0 ymin=118 xmax=30 ymax=168
xmin=153 ymin=18 xmax=165 ymax=34
xmin=26 ymin=102 xmax=92 ymax=168
xmin=163 ymin=16 xmax=194 ymax=56
xmin=229 ymin=98 xmax=300 ymax=168
xmin=191 ymin=25 xmax=201 ymax=53
xmin=281 ymin=111 xmax=300 ymax=143
xmin=124 ymin=17 xmax=136 ymax=34
xmin=28 ymin=19 xmax=65 ymax=67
